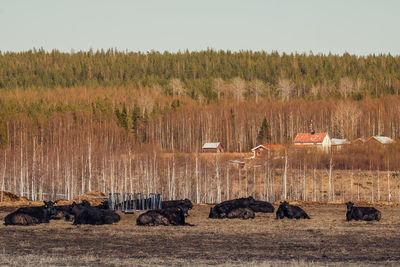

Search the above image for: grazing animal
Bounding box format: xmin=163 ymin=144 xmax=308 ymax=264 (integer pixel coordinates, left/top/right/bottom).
xmin=276 ymin=201 xmax=310 ymax=219
xmin=162 ymin=198 xmax=193 ymax=217
xmin=249 ymin=200 xmax=274 ymax=213
xmin=226 ymin=208 xmax=255 ymax=219
xmin=137 ymin=207 xmax=193 ymax=226
xmin=209 ymin=197 xmax=255 ymax=219
xmin=71 ymin=202 xmax=120 ymax=225
xmin=346 ymin=202 xmax=381 ymax=221
xmin=4 ymin=201 xmax=57 ymax=226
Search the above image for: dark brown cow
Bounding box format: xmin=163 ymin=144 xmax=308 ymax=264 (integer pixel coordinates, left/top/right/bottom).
xmin=346 ymin=202 xmax=381 ymax=221
xmin=276 ymin=201 xmax=310 ymax=219
xmin=137 ymin=207 xmax=193 ymax=226
xmin=4 ymin=201 xmax=57 ymax=226
xmin=226 ymin=208 xmax=255 ymax=219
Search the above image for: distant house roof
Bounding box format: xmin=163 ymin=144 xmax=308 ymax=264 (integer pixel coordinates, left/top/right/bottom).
xmin=351 ymin=138 xmax=365 ymax=144
xmin=331 ymin=138 xmax=349 ymax=146
xmin=202 ymin=142 xmax=223 ymax=149
xmin=369 ymin=136 xmax=394 ymax=144
xmin=251 ymin=143 xmax=285 ymax=152
xmin=294 ymin=133 xmax=328 ymax=144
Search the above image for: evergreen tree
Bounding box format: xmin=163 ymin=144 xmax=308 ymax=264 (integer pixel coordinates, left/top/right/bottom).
xmin=131 ymin=102 xmax=142 ymax=140
xmin=257 ymin=116 xmax=271 ymax=144
xmin=0 ymin=118 xmax=7 ymax=148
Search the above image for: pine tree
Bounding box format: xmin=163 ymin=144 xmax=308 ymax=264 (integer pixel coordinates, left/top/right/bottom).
xmin=257 ymin=116 xmax=271 ymax=144
xmin=131 ymin=102 xmax=142 ymax=140
xmin=0 ymin=118 xmax=7 ymax=148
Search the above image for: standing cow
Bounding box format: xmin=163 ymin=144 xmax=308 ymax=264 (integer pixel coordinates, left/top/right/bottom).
xmin=276 ymin=201 xmax=310 ymax=219
xmin=346 ymin=202 xmax=381 ymax=221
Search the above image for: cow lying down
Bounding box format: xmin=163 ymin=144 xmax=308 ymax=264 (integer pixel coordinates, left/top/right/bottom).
xmin=71 ymin=202 xmax=120 ymax=225
xmin=209 ymin=197 xmax=274 ymax=219
xmin=4 ymin=201 xmax=57 ymax=226
xmin=137 ymin=207 xmax=194 ymax=226
xmin=162 ymin=198 xmax=193 ymax=217
xmin=276 ymin=201 xmax=310 ymax=219
xmin=209 ymin=197 xmax=255 ymax=219
xmin=346 ymin=202 xmax=381 ymax=221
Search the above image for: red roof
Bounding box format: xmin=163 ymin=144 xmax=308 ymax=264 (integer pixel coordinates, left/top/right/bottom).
xmin=251 ymin=143 xmax=285 ymax=151
xmin=294 ymin=133 xmax=327 ymax=144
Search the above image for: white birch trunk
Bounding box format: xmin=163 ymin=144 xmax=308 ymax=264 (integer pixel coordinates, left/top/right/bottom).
xmin=195 ymin=153 xmax=199 ymax=203
xmin=215 ymin=156 xmax=221 ymax=203
xmin=283 ymin=150 xmax=288 ymax=199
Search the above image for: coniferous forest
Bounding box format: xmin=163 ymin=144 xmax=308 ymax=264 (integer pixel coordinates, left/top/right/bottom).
xmin=1 ymin=50 xmax=400 ymax=203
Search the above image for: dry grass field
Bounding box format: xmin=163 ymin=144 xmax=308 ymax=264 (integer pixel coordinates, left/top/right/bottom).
xmin=0 ymin=202 xmax=400 ymax=266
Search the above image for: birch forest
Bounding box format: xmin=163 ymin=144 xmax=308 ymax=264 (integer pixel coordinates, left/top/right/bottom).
xmin=0 ymin=50 xmax=400 ymax=202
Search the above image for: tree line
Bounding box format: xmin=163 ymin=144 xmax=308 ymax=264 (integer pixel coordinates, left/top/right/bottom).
xmin=1 ymin=87 xmax=400 ymax=152
xmin=1 ymin=49 xmax=400 ymax=99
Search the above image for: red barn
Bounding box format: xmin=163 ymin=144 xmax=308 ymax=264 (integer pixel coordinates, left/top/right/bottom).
xmin=202 ymin=142 xmax=224 ymax=153
xmin=251 ymin=143 xmax=285 ymax=159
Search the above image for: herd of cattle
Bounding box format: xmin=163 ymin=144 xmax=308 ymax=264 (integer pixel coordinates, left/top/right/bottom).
xmin=2 ymin=196 xmax=382 ymax=226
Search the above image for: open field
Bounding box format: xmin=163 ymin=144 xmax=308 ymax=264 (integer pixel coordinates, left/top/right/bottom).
xmin=0 ymin=202 xmax=400 ymax=266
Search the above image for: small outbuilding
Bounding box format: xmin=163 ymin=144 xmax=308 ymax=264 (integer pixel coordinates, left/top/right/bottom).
xmin=251 ymin=143 xmax=285 ymax=159
xmin=351 ymin=138 xmax=365 ymax=145
xmin=202 ymin=142 xmax=224 ymax=153
xmin=365 ymin=136 xmax=394 ymax=146
xmin=331 ymin=138 xmax=349 ymax=150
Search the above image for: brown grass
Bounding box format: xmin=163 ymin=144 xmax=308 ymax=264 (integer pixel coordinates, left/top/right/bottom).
xmin=0 ymin=203 xmax=400 ymax=266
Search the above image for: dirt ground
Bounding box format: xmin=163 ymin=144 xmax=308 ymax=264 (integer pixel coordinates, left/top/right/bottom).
xmin=0 ymin=203 xmax=400 ymax=266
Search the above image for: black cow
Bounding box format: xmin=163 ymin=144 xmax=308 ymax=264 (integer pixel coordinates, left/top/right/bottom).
xmin=137 ymin=207 xmax=193 ymax=226
xmin=346 ymin=202 xmax=381 ymax=221
xmin=209 ymin=197 xmax=255 ymax=219
xmin=162 ymin=198 xmax=193 ymax=209
xmin=226 ymin=208 xmax=255 ymax=219
xmin=94 ymin=201 xmax=110 ymax=209
xmin=51 ymin=204 xmax=73 ymax=221
xmin=276 ymin=201 xmax=310 ymax=219
xmin=71 ymin=202 xmax=120 ymax=225
xmin=249 ymin=200 xmax=274 ymax=213
xmin=4 ymin=201 xmax=57 ymax=226
xmin=162 ymin=198 xmax=193 ymax=217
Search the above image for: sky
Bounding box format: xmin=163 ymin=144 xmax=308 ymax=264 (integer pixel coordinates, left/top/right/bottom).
xmin=0 ymin=0 xmax=399 ymax=55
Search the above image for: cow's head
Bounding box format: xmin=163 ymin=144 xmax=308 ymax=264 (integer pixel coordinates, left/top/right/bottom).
xmin=43 ymin=201 xmax=57 ymax=216
xmin=346 ymin=202 xmax=354 ymax=210
xmin=81 ymin=200 xmax=91 ymax=207
xmin=180 ymin=205 xmax=189 ymax=217
xmin=183 ymin=198 xmax=193 ymax=209
xmin=209 ymin=207 xmax=219 ymax=218
xmin=281 ymin=201 xmax=290 ymax=209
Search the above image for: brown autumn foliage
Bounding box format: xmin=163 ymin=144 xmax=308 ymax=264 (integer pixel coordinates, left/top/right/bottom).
xmin=0 ymin=87 xmax=400 ymax=202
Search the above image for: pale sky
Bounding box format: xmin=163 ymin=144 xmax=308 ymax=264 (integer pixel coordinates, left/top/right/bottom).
xmin=0 ymin=0 xmax=399 ymax=55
